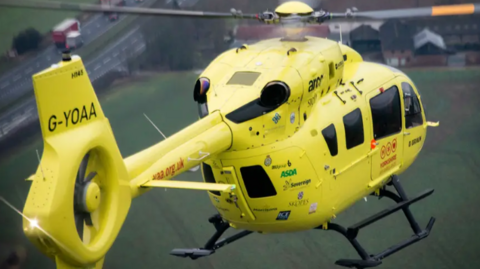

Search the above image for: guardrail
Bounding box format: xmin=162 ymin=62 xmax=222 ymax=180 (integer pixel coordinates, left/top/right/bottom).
xmin=77 ymin=14 xmax=138 ymax=60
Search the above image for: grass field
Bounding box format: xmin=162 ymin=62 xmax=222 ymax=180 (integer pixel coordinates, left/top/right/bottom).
xmin=1 ymin=68 xmax=480 ymax=269
xmin=0 ymin=0 xmax=97 ymax=55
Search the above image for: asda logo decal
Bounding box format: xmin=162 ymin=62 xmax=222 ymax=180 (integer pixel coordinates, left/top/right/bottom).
xmin=281 ymin=169 xmax=297 ymax=178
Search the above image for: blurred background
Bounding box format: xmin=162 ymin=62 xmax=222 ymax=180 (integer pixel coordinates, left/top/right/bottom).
xmin=0 ymin=0 xmax=480 ymax=268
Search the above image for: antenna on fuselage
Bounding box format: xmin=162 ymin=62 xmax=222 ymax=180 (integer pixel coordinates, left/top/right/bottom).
xmin=143 ymin=113 xmax=167 ymax=140
xmin=143 ymin=113 xmax=200 ymax=173
xmin=339 ymin=24 xmax=343 ymax=44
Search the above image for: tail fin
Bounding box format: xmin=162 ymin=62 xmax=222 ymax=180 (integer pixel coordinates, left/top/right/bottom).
xmin=33 ymin=55 xmax=105 ymax=139
xmin=25 ymin=54 xmax=131 ymax=269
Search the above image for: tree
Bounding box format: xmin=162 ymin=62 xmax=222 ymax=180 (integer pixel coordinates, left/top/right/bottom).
xmin=137 ymin=0 xmax=281 ymax=71
xmin=138 ymin=0 xmax=198 ymax=70
xmin=11 ymin=28 xmax=42 ymax=55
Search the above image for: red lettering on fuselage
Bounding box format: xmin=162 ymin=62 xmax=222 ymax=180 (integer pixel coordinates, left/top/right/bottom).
xmin=152 ymin=158 xmax=185 ymax=180
xmin=380 ymin=154 xmax=396 ymax=168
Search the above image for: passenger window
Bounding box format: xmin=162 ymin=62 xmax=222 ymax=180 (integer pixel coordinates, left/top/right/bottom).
xmin=402 ymin=82 xmax=424 ymax=129
xmin=343 ymin=108 xmax=365 ymax=149
xmin=202 ymin=163 xmax=220 ymax=196
xmin=240 ymin=166 xmax=277 ymax=198
xmin=322 ymin=124 xmax=338 ymax=156
xmin=370 ymin=86 xmax=402 ymax=139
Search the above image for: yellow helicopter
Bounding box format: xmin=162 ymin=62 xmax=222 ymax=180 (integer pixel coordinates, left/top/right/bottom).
xmin=1 ymin=0 xmax=479 ymax=268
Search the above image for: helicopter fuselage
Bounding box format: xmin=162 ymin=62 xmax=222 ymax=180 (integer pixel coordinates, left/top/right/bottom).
xmin=197 ymin=36 xmax=427 ymax=233
xmin=13 ymin=0 xmax=452 ymax=265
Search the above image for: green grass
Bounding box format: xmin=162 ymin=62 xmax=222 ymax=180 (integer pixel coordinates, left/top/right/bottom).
xmin=405 ymin=67 xmax=480 ymax=82
xmin=0 ymin=0 xmax=98 ymax=55
xmin=1 ymin=69 xmax=480 ymax=269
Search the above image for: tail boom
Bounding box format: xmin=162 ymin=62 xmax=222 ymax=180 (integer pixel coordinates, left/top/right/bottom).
xmin=127 ymin=111 xmax=233 ymax=198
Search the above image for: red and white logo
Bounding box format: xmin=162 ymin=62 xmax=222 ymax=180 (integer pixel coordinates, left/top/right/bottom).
xmin=380 ymin=139 xmax=398 ymax=159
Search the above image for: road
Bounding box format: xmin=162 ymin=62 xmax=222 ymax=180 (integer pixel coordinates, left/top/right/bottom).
xmin=0 ymin=26 xmax=146 ymax=139
xmin=0 ymin=0 xmax=144 ymax=109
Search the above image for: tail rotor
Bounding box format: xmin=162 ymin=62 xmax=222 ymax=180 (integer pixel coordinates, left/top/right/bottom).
xmin=73 ymin=152 xmax=101 ymax=243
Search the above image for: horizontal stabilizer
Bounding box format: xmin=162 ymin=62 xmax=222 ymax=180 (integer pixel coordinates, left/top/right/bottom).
xmin=141 ymin=180 xmax=235 ymax=192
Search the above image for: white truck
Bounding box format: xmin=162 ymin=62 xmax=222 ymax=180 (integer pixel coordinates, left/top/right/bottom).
xmin=66 ymin=31 xmax=84 ymax=50
xmin=52 ymin=18 xmax=81 ymax=50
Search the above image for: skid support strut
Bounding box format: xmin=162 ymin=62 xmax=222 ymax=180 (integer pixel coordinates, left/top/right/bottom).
xmin=170 ymin=214 xmax=252 ymax=259
xmin=318 ymin=175 xmax=435 ymax=269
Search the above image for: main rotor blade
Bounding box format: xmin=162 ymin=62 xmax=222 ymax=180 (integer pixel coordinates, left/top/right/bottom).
xmin=350 ymin=4 xmax=479 ymax=20
xmin=0 ymin=0 xmax=258 ymax=19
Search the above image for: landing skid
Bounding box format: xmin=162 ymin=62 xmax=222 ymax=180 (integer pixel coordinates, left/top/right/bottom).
xmin=171 ymin=175 xmax=435 ymax=268
xmin=318 ymin=175 xmax=435 ymax=268
xmin=170 ymin=214 xmax=252 ymax=260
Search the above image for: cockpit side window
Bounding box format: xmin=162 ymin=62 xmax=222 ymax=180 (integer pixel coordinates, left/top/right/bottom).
xmin=369 ymin=86 xmax=402 ymax=140
xmin=322 ymin=124 xmax=338 ymax=156
xmin=402 ymin=82 xmax=423 ymax=129
xmin=240 ymin=165 xmax=277 ymax=198
xmin=202 ymin=163 xmax=220 ymax=196
xmin=343 ymin=108 xmax=365 ymax=149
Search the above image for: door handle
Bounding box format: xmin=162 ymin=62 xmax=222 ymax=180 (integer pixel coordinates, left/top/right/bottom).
xmin=188 ymin=151 xmax=210 ymax=161
xmin=404 ymin=132 xmax=410 ymax=136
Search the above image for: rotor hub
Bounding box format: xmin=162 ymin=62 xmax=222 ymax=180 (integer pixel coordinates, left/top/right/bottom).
xmin=83 ymin=182 xmax=101 ymax=213
xmin=275 ymin=1 xmax=314 ymax=16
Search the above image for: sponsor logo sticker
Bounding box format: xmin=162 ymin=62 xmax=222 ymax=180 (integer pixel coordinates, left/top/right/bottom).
xmin=309 ymin=202 xmax=318 ymax=214
xmin=264 ymin=155 xmax=272 ymax=166
xmin=276 ymin=211 xmax=291 ymax=220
